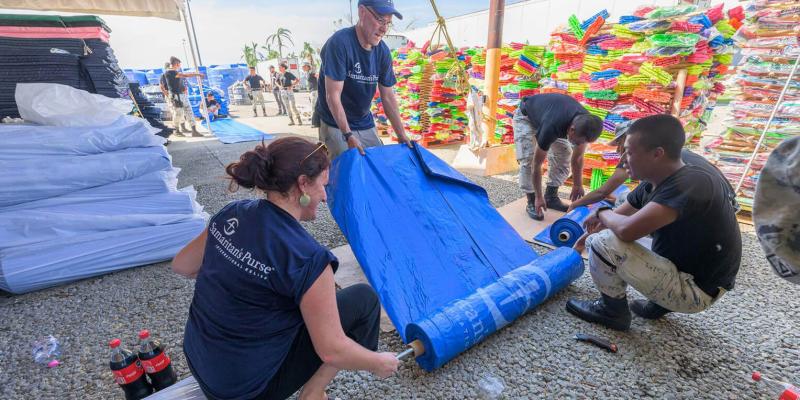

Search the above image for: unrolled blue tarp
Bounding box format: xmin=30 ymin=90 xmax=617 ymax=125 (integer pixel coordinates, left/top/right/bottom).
xmin=327 ymin=145 xmax=584 ymax=371
xmin=203 ymin=118 xmax=275 ymax=144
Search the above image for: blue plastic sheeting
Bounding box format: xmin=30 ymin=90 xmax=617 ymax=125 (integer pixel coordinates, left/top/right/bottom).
xmin=327 ymin=145 xmax=584 ymax=370
xmin=0 ymin=146 xmax=171 ymax=208
xmin=203 ymin=118 xmax=275 ymax=144
xmin=407 ymin=247 xmax=583 ymax=371
xmin=1 ymin=169 xmax=178 ymax=212
xmin=0 ymin=116 xmax=163 ymax=160
xmin=0 ymin=189 xmax=201 ymax=248
xmin=188 ymin=85 xmax=229 ymax=117
xmin=0 ymin=217 xmax=206 ymax=294
xmin=533 ymin=185 xmax=630 ymax=247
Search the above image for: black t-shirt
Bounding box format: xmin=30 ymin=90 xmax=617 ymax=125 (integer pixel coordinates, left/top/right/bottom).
xmin=246 ymin=74 xmax=265 ymax=90
xmin=279 ymin=71 xmax=297 ymax=88
xmin=164 ymin=70 xmax=185 ymax=93
xmin=184 ymin=199 xmax=337 ymax=399
xmin=627 ymin=151 xmax=742 ymax=295
xmin=521 ymin=93 xmax=588 ymax=151
xmin=308 ymin=73 xmax=318 ymax=90
xmin=616 ymin=150 xmax=736 ymax=200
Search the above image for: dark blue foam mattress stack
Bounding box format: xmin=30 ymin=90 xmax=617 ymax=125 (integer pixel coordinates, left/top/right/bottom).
xmin=0 ymin=14 xmax=131 ymax=119
xmin=129 ymin=82 xmax=173 ymax=138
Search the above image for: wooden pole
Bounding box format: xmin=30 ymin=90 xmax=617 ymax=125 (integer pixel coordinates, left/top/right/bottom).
xmin=671 ymin=68 xmax=688 ymax=117
xmin=480 ymin=0 xmax=504 ymax=147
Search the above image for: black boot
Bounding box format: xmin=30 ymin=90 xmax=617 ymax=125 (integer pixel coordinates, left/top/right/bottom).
xmin=630 ymin=300 xmax=671 ymax=320
xmin=525 ymin=193 xmax=543 ymax=221
xmin=545 ymin=186 xmax=569 ymax=212
xmin=566 ymin=294 xmax=632 ymax=331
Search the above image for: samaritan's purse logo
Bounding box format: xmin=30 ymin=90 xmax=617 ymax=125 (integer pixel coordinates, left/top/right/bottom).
xmin=354 ymin=62 xmax=362 ymax=74
xmin=224 ymin=218 xmax=239 ymax=235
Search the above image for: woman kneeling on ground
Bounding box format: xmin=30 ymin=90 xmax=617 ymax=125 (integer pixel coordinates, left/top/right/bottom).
xmin=172 ymin=137 xmax=399 ymax=400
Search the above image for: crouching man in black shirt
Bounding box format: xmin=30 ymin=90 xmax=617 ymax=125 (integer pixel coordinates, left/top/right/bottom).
xmin=566 ymin=114 xmax=741 ymax=331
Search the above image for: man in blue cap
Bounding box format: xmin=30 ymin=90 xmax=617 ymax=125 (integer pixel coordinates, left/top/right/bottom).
xmin=317 ymin=0 xmax=412 ymax=158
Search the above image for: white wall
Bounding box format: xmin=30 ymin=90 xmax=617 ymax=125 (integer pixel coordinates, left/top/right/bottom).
xmin=400 ymin=0 xmax=684 ymax=48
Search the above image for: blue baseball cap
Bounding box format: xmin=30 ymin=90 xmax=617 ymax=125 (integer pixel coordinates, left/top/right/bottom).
xmin=358 ymin=0 xmax=403 ymax=20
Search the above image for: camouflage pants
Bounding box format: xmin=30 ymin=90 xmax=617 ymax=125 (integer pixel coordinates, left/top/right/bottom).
xmin=586 ymin=229 xmax=724 ymax=313
xmin=512 ymin=107 xmax=572 ymax=193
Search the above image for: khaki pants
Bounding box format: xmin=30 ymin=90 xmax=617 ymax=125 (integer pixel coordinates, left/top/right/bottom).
xmin=512 ymin=107 xmax=572 ymax=193
xmin=251 ymin=90 xmax=265 ymax=112
xmin=320 ymin=121 xmax=383 ymax=159
xmin=586 ymin=229 xmax=724 ymax=313
xmin=280 ymin=89 xmax=301 ymax=122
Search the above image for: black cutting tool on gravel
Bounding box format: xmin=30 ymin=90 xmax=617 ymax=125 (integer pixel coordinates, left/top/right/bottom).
xmin=574 ymin=333 xmax=618 ymax=353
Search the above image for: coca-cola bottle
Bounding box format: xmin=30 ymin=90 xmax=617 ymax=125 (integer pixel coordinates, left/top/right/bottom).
xmin=109 ymin=338 xmax=153 ymax=400
xmin=137 ymin=330 xmax=177 ymax=391
xmin=753 ymin=371 xmax=800 ymax=400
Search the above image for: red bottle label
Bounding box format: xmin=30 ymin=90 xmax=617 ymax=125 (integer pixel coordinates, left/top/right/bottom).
xmin=112 ymin=361 xmax=145 ymax=385
xmin=140 ymin=352 xmax=171 ymax=374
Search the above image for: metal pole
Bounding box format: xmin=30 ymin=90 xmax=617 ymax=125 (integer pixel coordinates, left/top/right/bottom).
xmin=480 ymin=0 xmax=505 ymax=147
xmin=734 ymin=51 xmax=800 ymax=195
xmin=186 ymin=0 xmax=203 ymax=66
xmin=181 ymin=39 xmax=191 ymax=69
xmin=180 ymin=1 xmax=212 ymax=134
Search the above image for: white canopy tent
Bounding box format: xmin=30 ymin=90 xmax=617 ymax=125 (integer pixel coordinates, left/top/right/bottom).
xmin=0 ymin=0 xmax=213 ymax=132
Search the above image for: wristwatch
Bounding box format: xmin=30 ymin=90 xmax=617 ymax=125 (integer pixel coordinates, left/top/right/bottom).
xmin=342 ymin=132 xmax=353 ymax=142
xmin=594 ymin=206 xmax=613 ymax=219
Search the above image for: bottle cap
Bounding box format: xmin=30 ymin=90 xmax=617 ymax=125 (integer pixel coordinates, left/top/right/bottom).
xmin=47 ymin=360 xmax=60 ymax=368
xmin=752 ymin=371 xmax=762 ymax=382
xmin=109 ymin=338 xmax=121 ymax=348
xmin=138 ymin=330 xmax=150 ymax=340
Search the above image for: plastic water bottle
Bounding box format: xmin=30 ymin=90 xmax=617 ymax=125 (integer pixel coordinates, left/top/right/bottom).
xmin=32 ymin=335 xmax=61 ymax=368
xmin=752 ymin=371 xmax=800 ymax=400
xmin=477 ymin=373 xmax=505 ymax=399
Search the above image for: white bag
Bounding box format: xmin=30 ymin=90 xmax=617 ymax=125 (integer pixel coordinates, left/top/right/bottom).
xmin=15 ymin=83 xmax=133 ymax=127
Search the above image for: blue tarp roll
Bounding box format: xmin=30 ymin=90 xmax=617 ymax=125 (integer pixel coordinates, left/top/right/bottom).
xmin=406 ymin=247 xmax=583 ymax=371
xmin=327 ymin=145 xmax=584 ymax=370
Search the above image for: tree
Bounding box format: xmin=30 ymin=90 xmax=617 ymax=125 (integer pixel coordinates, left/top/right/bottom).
xmin=261 ymin=43 xmax=280 ymax=61
xmin=241 ymin=41 xmax=259 ymax=67
xmin=266 ymin=28 xmax=294 ymax=61
xmin=300 ymin=42 xmax=318 ymax=69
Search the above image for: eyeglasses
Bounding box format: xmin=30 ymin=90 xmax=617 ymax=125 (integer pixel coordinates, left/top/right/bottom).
xmin=300 ymin=142 xmax=328 ymax=167
xmin=364 ymin=6 xmax=393 ymax=28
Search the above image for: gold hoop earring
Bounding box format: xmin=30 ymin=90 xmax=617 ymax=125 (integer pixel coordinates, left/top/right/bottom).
xmin=299 ymin=192 xmax=311 ymax=207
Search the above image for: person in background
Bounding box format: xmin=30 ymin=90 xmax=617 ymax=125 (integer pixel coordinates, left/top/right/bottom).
xmin=565 ymin=115 xmax=742 ymax=331
xmin=279 ymin=64 xmax=303 ymax=126
xmin=512 ymin=93 xmax=603 ymax=221
xmin=568 ymin=121 xmax=736 ymax=213
xmin=317 ymin=0 xmax=412 ymax=158
xmin=204 ymin=92 xmax=220 ymax=121
xmin=173 ymin=137 xmax=399 ymax=400
xmin=158 ymin=62 xmax=175 ymax=129
xmin=304 ymin=64 xmax=321 ymax=128
xmin=244 ymin=66 xmax=267 ymax=117
xmin=269 ymin=65 xmax=287 ymax=116
xmin=164 ymin=56 xmax=205 ymax=137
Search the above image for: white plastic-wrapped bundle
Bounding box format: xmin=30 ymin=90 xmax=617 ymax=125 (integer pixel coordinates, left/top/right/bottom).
xmin=0 ymin=146 xmax=172 ymax=207
xmin=0 ymin=216 xmax=207 ymax=294
xmin=0 ymin=115 xmax=164 ymax=161
xmin=0 ymin=188 xmax=206 ymax=248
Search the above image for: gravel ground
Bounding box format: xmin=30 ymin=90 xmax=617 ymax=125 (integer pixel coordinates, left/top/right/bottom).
xmin=1 ymin=129 xmax=797 ymax=400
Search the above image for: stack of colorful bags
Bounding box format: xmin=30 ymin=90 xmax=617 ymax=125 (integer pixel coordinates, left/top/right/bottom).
xmin=0 ymin=14 xmax=129 ymax=119
xmin=372 ymin=45 xmax=470 ymax=147
xmin=540 ymin=4 xmax=737 ymax=187
xmin=467 ymin=44 xmax=546 ymax=144
xmin=704 ymin=1 xmax=799 ymax=212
